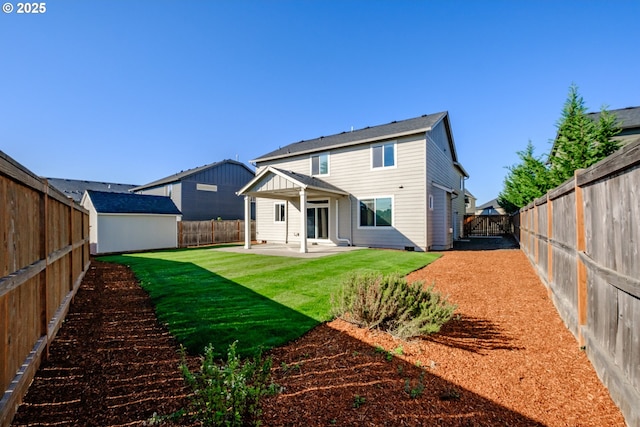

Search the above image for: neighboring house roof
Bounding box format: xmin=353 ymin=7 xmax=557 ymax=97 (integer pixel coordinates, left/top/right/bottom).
xmin=46 ymin=178 xmax=138 ymax=202
xmin=253 ymin=112 xmax=467 ymax=176
xmin=586 ymin=106 xmax=640 ymax=134
xmin=475 ymin=198 xmax=506 ymax=215
xmin=550 ymin=106 xmax=640 ymax=158
xmin=464 ymin=189 xmax=476 ymax=199
xmin=84 ymin=190 xmax=182 ymax=215
xmin=132 ymin=159 xmax=255 ymax=191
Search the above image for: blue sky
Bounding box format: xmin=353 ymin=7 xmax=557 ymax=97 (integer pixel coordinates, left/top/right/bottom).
xmin=2 ymin=1 xmax=638 ymax=205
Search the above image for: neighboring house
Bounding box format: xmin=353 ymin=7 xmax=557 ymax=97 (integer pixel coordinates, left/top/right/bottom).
xmin=81 ymin=190 xmax=182 ymax=255
xmin=238 ymin=112 xmax=468 ymax=252
xmin=132 ymin=159 xmax=255 ymax=221
xmin=475 ymin=198 xmax=506 ymax=216
xmin=589 ymin=106 xmax=640 ymax=145
xmin=549 ymin=106 xmax=640 ymax=159
xmin=46 ymin=178 xmax=138 ymax=203
xmin=464 ymin=189 xmax=477 ymax=215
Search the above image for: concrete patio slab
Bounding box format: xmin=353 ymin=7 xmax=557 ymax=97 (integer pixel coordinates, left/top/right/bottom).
xmin=210 ymin=243 xmax=365 ymax=258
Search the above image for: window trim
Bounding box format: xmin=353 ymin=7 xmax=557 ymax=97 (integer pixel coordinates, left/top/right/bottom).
xmin=370 ymin=141 xmax=397 ymax=170
xmin=310 ymin=152 xmax=330 ymax=176
xmin=358 ymin=196 xmax=394 ymax=229
xmin=274 ymin=202 xmax=286 ymax=223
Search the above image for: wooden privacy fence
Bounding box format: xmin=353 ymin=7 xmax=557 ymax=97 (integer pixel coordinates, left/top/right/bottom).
xmin=0 ymin=151 xmax=90 ymax=427
xmin=463 ymin=214 xmax=512 ymax=237
xmin=513 ymin=139 xmax=640 ymax=427
xmin=178 ymin=219 xmax=255 ymax=247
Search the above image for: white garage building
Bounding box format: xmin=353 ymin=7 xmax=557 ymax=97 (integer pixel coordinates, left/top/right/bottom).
xmin=82 ymin=190 xmax=182 ymax=255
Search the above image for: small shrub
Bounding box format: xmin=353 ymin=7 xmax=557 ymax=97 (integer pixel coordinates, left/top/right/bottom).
xmin=404 ymin=370 xmax=426 ymax=399
xmin=179 ymin=341 xmax=278 ymax=427
xmin=331 ymin=273 xmax=456 ymax=340
xmin=352 ymin=394 xmax=366 ymax=408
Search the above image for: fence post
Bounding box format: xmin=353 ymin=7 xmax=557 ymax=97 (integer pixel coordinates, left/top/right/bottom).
xmin=575 ymin=170 xmax=588 ymax=347
xmin=547 ymin=193 xmax=553 ymax=288
xmin=533 ymin=200 xmax=540 ymax=265
xmin=39 ymin=182 xmax=48 ymax=345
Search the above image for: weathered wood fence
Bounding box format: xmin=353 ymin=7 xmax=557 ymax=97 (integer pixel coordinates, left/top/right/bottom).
xmin=178 ymin=220 xmax=255 ymax=247
xmin=513 ymin=139 xmax=640 ymax=427
xmin=463 ymin=214 xmax=512 ymax=237
xmin=0 ymin=151 xmax=90 ymax=427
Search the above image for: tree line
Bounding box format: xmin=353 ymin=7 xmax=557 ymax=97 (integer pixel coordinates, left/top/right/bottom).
xmin=498 ymin=84 xmax=622 ymax=214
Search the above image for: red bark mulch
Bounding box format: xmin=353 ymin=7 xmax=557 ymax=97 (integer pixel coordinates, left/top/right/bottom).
xmin=11 ymin=250 xmax=626 ymax=426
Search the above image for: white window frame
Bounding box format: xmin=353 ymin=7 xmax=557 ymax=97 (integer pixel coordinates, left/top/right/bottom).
xmin=310 ymin=152 xmax=330 ymax=176
xmin=371 ymin=141 xmax=397 ymax=170
xmin=358 ymin=196 xmax=394 ymax=228
xmin=274 ymin=202 xmax=286 ymax=223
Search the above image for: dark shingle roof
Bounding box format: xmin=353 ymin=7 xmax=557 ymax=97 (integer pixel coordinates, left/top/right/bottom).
xmin=47 ymin=178 xmax=138 ymax=202
xmin=86 ymin=190 xmax=181 ymax=215
xmin=586 ymin=106 xmax=640 ymax=130
xmin=132 ymin=159 xmax=254 ymax=191
xmin=253 ymin=112 xmax=449 ymax=163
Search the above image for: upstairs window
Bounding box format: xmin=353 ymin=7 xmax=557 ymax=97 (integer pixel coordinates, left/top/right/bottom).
xmin=311 ymin=153 xmax=329 ymax=175
xmin=372 ymin=142 xmax=395 ymax=168
xmin=359 ymin=197 xmax=393 ymax=227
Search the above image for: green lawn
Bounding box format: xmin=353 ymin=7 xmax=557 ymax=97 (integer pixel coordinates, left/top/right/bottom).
xmin=100 ymin=247 xmax=439 ymax=357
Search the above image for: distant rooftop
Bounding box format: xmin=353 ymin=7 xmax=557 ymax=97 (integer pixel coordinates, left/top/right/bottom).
xmin=46 ymin=178 xmax=138 ymax=202
xmin=132 ymin=159 xmax=254 ymax=191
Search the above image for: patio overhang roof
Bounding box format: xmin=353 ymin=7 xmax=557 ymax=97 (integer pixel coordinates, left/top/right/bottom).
xmin=237 ymin=166 xmax=349 ymax=200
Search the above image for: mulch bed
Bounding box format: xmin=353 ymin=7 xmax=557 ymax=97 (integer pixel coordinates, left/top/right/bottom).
xmin=11 ymin=251 xmax=626 ymax=426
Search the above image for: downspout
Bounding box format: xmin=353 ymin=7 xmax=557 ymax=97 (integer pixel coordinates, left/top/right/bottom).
xmin=336 ymin=196 xmax=352 ymax=246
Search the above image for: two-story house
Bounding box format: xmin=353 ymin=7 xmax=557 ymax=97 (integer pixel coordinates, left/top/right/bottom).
xmin=238 ymin=112 xmax=468 ymax=252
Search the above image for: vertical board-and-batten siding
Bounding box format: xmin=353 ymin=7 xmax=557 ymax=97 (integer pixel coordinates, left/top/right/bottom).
xmin=255 ymin=133 xmax=428 ymax=250
xmin=180 ymin=162 xmax=254 ymax=220
xmin=135 ymin=162 xmax=254 ymax=221
xmin=0 ymin=151 xmax=90 ymax=427
xmin=514 ymin=139 xmax=640 ymax=427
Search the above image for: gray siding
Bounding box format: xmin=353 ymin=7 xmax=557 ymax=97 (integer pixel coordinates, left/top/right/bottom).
xmin=138 ymin=162 xmax=254 ymax=221
xmin=180 ymin=162 xmax=254 ymax=221
xmin=426 ymin=120 xmax=465 ymax=249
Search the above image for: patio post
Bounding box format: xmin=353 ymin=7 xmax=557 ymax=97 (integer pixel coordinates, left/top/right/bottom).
xmin=299 ymin=189 xmax=308 ymax=253
xmin=244 ymin=196 xmax=251 ymax=249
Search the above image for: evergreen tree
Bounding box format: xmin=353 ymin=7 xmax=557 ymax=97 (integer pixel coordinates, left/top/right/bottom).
xmin=549 ymin=84 xmax=622 ymax=185
xmin=498 ymin=141 xmax=552 ymax=214
xmin=592 ymin=107 xmax=622 ymax=160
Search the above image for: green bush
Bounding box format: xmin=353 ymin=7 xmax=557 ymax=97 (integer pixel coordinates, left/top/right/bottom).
xmin=331 ymin=273 xmax=456 ymax=340
xmin=179 ymin=341 xmax=278 ymax=426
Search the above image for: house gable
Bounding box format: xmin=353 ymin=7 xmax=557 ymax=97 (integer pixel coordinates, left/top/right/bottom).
xmin=132 ymin=159 xmax=255 ymax=221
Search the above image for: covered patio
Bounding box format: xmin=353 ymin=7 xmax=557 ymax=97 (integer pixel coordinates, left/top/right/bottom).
xmin=237 ymin=166 xmax=349 ymax=253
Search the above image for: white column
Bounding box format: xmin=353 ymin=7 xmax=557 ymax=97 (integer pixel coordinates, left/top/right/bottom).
xmin=244 ymin=196 xmax=252 ymax=249
xmin=299 ymin=189 xmax=308 ymax=253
